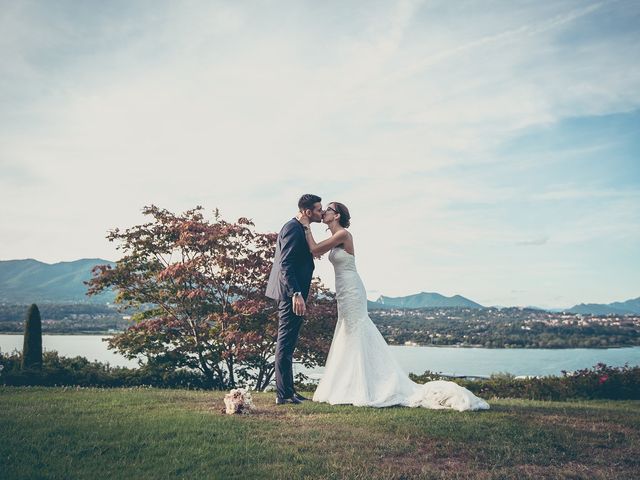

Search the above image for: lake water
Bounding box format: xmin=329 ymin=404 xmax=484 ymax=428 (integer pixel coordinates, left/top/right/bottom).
xmin=2 ymin=334 xmax=640 ymax=377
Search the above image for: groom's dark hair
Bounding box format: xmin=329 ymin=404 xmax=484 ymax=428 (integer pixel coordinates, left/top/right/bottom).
xmin=298 ymin=194 xmax=322 ymax=211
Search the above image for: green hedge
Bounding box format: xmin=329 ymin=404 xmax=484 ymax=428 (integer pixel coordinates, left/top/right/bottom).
xmin=0 ymin=350 xmax=217 ymax=390
xmin=2 ymin=351 xmax=638 ymax=400
xmin=409 ymin=363 xmax=640 ymax=401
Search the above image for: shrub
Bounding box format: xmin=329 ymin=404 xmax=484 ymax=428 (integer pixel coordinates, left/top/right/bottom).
xmin=1 ymin=350 xmax=215 ymax=390
xmin=410 ymin=363 xmax=640 ymax=401
xmin=21 ymin=304 xmax=42 ymax=370
xmin=1 ymin=352 xmax=638 ymax=401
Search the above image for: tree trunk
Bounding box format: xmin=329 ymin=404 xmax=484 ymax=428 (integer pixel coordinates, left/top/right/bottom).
xmin=226 ymin=356 xmax=235 ymax=388
xmin=258 ymin=366 xmax=275 ymax=391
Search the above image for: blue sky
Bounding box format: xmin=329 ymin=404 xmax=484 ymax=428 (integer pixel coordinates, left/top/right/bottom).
xmin=1 ymin=0 xmax=639 ymax=308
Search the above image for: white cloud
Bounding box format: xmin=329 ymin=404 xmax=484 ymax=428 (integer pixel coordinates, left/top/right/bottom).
xmin=1 ymin=0 xmax=639 ymax=306
xmin=516 ymin=236 xmax=549 ymax=246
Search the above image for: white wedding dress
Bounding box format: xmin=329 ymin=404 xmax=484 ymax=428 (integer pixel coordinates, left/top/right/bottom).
xmin=313 ymin=247 xmax=490 ymax=411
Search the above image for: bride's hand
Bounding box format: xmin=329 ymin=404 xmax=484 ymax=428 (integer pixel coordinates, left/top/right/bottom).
xmin=299 ymin=216 xmax=310 ymax=226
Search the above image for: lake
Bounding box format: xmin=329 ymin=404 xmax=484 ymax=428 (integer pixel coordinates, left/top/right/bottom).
xmin=3 ymin=334 xmax=640 ymax=378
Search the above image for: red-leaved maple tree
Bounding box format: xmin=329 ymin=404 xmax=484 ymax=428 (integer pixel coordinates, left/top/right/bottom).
xmin=86 ymin=205 xmax=337 ymax=390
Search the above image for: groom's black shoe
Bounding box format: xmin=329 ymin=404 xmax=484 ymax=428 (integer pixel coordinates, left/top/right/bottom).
xmin=293 ymin=392 xmax=309 ymax=401
xmin=275 ymin=396 xmax=302 ymax=405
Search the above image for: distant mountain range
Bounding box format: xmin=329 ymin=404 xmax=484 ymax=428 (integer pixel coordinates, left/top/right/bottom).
xmin=368 ymin=292 xmax=640 ymax=315
xmin=368 ymin=292 xmax=484 ymax=310
xmin=1 ymin=259 xmax=637 ymax=314
xmin=0 ymin=258 xmax=115 ymax=303
xmin=565 ymin=297 xmax=640 ymax=315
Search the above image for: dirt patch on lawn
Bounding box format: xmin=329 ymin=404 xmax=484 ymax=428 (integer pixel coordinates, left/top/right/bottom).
xmin=504 ymin=461 xmax=635 ymax=480
xmin=533 ymin=413 xmax=637 ymax=436
xmin=373 ymin=437 xmax=482 ymax=478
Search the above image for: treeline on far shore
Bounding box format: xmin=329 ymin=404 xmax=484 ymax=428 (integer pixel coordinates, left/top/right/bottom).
xmin=1 ymin=303 xmax=640 ymax=348
xmin=370 ymin=307 xmax=640 ymax=349
xmin=0 ymin=303 xmax=131 ymax=334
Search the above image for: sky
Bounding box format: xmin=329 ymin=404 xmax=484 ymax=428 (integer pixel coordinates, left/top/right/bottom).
xmin=1 ymin=0 xmax=639 ymax=309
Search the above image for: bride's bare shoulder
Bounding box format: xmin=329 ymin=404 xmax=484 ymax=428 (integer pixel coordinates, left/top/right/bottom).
xmin=344 ymin=230 xmax=355 ymax=255
xmin=340 ymin=229 xmax=354 ymax=243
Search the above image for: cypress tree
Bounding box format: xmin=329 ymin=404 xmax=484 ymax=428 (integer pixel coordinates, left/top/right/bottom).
xmin=22 ymin=304 xmax=43 ymax=370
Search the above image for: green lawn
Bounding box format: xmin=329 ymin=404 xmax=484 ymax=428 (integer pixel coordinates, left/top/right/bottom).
xmin=1 ymin=387 xmax=638 ymax=479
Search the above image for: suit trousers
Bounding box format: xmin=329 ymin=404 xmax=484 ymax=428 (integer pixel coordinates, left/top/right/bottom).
xmin=275 ymin=298 xmax=304 ymax=400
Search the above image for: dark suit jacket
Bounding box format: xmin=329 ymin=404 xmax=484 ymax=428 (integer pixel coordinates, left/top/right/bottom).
xmin=265 ymin=218 xmax=315 ymax=301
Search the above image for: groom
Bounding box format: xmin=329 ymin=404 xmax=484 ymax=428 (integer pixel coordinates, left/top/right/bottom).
xmin=266 ymin=194 xmax=324 ymax=405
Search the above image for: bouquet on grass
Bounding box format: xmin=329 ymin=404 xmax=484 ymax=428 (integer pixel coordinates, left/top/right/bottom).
xmin=223 ymin=388 xmax=256 ymax=414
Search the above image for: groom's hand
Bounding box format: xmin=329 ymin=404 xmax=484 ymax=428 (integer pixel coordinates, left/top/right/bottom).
xmin=293 ymin=295 xmax=306 ymax=316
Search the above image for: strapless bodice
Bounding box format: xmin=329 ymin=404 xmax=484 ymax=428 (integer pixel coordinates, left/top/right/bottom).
xmin=328 ymin=247 xmax=368 ymax=329
xmin=328 ymin=247 xmax=357 ymax=273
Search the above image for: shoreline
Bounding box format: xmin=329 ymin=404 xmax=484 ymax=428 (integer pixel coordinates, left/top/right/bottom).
xmin=0 ymin=331 xmax=638 ymax=349
xmin=0 ymin=332 xmax=117 ymax=336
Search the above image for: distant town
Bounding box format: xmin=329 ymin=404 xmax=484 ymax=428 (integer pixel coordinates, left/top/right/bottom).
xmin=1 ymin=303 xmax=638 ymax=349
xmin=371 ymin=307 xmax=640 ymax=348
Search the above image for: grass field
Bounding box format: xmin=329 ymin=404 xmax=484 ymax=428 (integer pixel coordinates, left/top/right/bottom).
xmin=1 ymin=387 xmax=638 ymax=479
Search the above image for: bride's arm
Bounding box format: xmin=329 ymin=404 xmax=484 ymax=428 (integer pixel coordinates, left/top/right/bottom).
xmin=304 ymin=227 xmax=348 ymax=256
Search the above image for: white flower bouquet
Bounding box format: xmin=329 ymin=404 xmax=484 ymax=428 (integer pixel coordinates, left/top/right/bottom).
xmin=223 ymin=388 xmax=256 ymax=415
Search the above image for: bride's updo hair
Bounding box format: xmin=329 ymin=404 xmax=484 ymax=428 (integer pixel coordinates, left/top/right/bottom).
xmin=331 ymin=202 xmax=351 ymax=228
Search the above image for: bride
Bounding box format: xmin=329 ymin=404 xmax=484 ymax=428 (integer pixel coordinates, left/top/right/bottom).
xmin=299 ymin=202 xmax=489 ymax=411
